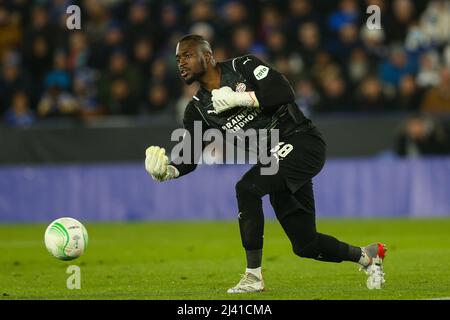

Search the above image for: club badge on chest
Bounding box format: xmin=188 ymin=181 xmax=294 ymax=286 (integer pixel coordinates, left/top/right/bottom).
xmin=235 ymin=82 xmax=246 ymax=92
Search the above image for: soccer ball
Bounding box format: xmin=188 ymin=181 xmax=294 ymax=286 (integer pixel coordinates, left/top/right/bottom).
xmin=44 ymin=217 xmax=88 ymax=260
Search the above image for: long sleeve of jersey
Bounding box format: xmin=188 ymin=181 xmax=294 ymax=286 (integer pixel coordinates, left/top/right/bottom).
xmin=169 ymin=101 xmax=210 ymax=177
xmin=234 ymin=55 xmax=296 ymax=110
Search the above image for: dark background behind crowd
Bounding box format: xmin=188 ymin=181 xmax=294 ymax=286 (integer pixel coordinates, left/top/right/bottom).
xmin=0 ymin=0 xmax=449 ymax=157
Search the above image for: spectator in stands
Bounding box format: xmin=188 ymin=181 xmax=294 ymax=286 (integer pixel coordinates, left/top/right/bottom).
xmin=347 ymin=48 xmax=371 ymax=87
xmin=219 ymin=1 xmax=251 ymax=43
xmin=150 ymin=57 xmax=169 ymax=81
xmin=404 ymin=21 xmax=431 ymax=52
xmin=107 ymin=77 xmax=137 ymax=115
xmin=174 ymin=84 xmax=199 ymax=124
xmin=189 ymin=0 xmax=215 ymax=22
xmin=328 ymin=0 xmax=360 ymax=30
xmin=23 ymin=6 xmax=55 ymax=75
xmin=0 ymin=50 xmax=31 ymax=115
xmin=211 ymin=44 xmax=230 ymax=62
xmin=0 ymin=5 xmax=22 ymax=60
xmin=3 ymin=90 xmax=35 ymax=127
xmin=47 ymin=0 xmax=73 ymax=26
xmin=187 ymin=0 xmax=218 ymax=38
xmin=98 ymin=50 xmax=142 ymax=111
xmin=221 ymin=1 xmax=249 ymax=27
xmin=257 ymin=5 xmax=284 ymax=43
xmin=360 ymin=27 xmax=387 ymax=64
xmin=43 ymin=50 xmax=71 ymax=92
xmin=419 ymin=0 xmax=450 ymax=47
xmin=416 ymin=51 xmax=441 ymax=88
xmin=67 ymin=31 xmax=90 ymax=72
xmin=23 ymin=35 xmax=53 ymax=91
xmin=272 ymin=55 xmax=295 ymax=84
xmin=124 ymin=1 xmax=157 ymax=53
xmin=73 ymin=68 xmax=104 ymax=121
xmin=231 ymin=25 xmax=257 ymax=57
xmin=265 ymin=29 xmax=288 ymax=62
xmin=23 ymin=5 xmax=53 ymax=47
xmin=395 ymin=113 xmax=450 ymax=157
xmin=379 ymin=45 xmax=418 ymax=88
xmin=444 ymin=44 xmax=450 ymax=68
xmin=317 ymin=73 xmax=351 ymax=112
xmin=132 ymin=37 xmax=155 ymax=80
xmin=83 ymin=0 xmax=110 ymax=45
xmin=327 ymin=22 xmax=362 ymax=65
xmin=88 ymin=20 xmax=123 ymax=70
xmin=364 ymin=0 xmax=387 ymax=16
xmin=50 ymin=1 xmax=76 ymax=50
xmin=420 ymin=67 xmax=450 ymax=113
xmin=286 ymin=0 xmax=320 ymax=33
xmin=384 ymin=0 xmax=417 ymax=45
xmin=37 ymin=73 xmax=79 ymax=118
xmin=103 ymin=22 xmax=126 ymax=60
xmin=294 ymin=78 xmax=320 ymax=117
xmin=147 ymin=57 xmax=181 ymax=101
xmin=0 ymin=0 xmax=448 ymax=124
xmin=140 ymin=82 xmax=171 ymax=115
xmin=310 ymin=51 xmax=342 ymax=87
xmin=158 ymin=3 xmax=182 ymax=51
xmin=188 ymin=22 xmax=216 ymax=45
xmin=252 ymin=42 xmax=270 ymax=61
xmin=393 ymin=74 xmax=423 ymax=111
xmin=295 ymin=21 xmax=322 ymax=71
xmin=354 ymin=74 xmax=391 ymax=112
xmin=285 ymin=53 xmax=304 ymax=83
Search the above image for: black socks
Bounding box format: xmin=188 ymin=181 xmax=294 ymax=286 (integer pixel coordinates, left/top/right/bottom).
xmin=246 ymin=249 xmax=263 ymax=268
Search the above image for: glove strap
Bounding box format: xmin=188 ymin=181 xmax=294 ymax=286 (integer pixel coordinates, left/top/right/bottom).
xmin=166 ymin=165 xmax=180 ymax=180
xmin=153 ymin=165 xmax=179 ymax=182
xmin=235 ymin=91 xmax=259 ymax=107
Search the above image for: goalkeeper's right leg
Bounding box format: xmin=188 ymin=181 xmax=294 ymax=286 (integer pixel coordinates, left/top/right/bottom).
xmin=359 ymin=243 xmax=387 ymax=290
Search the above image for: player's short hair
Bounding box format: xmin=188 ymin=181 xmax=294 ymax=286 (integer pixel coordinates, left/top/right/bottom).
xmin=177 ymin=34 xmax=212 ymax=54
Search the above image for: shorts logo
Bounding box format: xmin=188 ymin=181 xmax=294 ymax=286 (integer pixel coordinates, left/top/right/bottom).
xmin=235 ymin=82 xmax=246 ymax=92
xmin=253 ymin=65 xmax=269 ymax=80
xmin=270 ymin=142 xmax=294 ymax=163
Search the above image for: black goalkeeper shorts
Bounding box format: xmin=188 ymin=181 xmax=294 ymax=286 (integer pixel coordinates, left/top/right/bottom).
xmin=275 ymin=128 xmax=326 ymax=193
xmin=259 ymin=128 xmax=326 ymax=220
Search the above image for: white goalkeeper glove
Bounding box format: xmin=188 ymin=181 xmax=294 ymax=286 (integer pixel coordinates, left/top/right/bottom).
xmin=211 ymin=86 xmax=259 ymax=113
xmin=145 ymin=146 xmax=179 ymax=182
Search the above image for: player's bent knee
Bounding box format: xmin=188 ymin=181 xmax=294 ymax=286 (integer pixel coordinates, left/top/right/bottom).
xmin=293 ymin=238 xmax=319 ymax=259
xmin=235 ymin=179 xmax=262 ymax=198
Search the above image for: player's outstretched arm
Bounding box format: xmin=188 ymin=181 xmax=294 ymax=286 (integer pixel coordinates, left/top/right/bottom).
xmin=145 ymin=146 xmax=180 ymax=182
xmin=148 ymin=102 xmax=208 ymax=180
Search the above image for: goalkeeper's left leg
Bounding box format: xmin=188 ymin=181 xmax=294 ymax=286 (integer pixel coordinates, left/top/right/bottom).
xmin=273 ymin=185 xmax=387 ymax=289
xmin=273 ymin=182 xmax=362 ymax=263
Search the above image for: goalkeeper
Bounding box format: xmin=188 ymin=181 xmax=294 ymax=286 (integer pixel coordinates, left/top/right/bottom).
xmin=145 ymin=35 xmax=386 ymax=292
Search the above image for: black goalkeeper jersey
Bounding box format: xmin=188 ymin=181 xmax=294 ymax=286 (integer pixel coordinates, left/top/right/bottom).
xmin=172 ymin=54 xmax=318 ymax=176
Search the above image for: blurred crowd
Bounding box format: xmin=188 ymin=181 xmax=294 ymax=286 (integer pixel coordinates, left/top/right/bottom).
xmin=0 ymin=0 xmax=450 ymax=128
xmin=395 ymin=113 xmax=450 ymax=157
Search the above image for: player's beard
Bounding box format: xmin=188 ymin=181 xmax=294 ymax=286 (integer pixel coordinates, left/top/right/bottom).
xmin=184 ymin=75 xmax=196 ymax=85
xmin=182 ymin=57 xmax=208 ymax=85
xmin=184 ymin=69 xmax=205 ymax=85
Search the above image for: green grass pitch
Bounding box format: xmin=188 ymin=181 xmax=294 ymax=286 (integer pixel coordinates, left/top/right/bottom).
xmin=1 ymin=218 xmax=450 ymax=300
